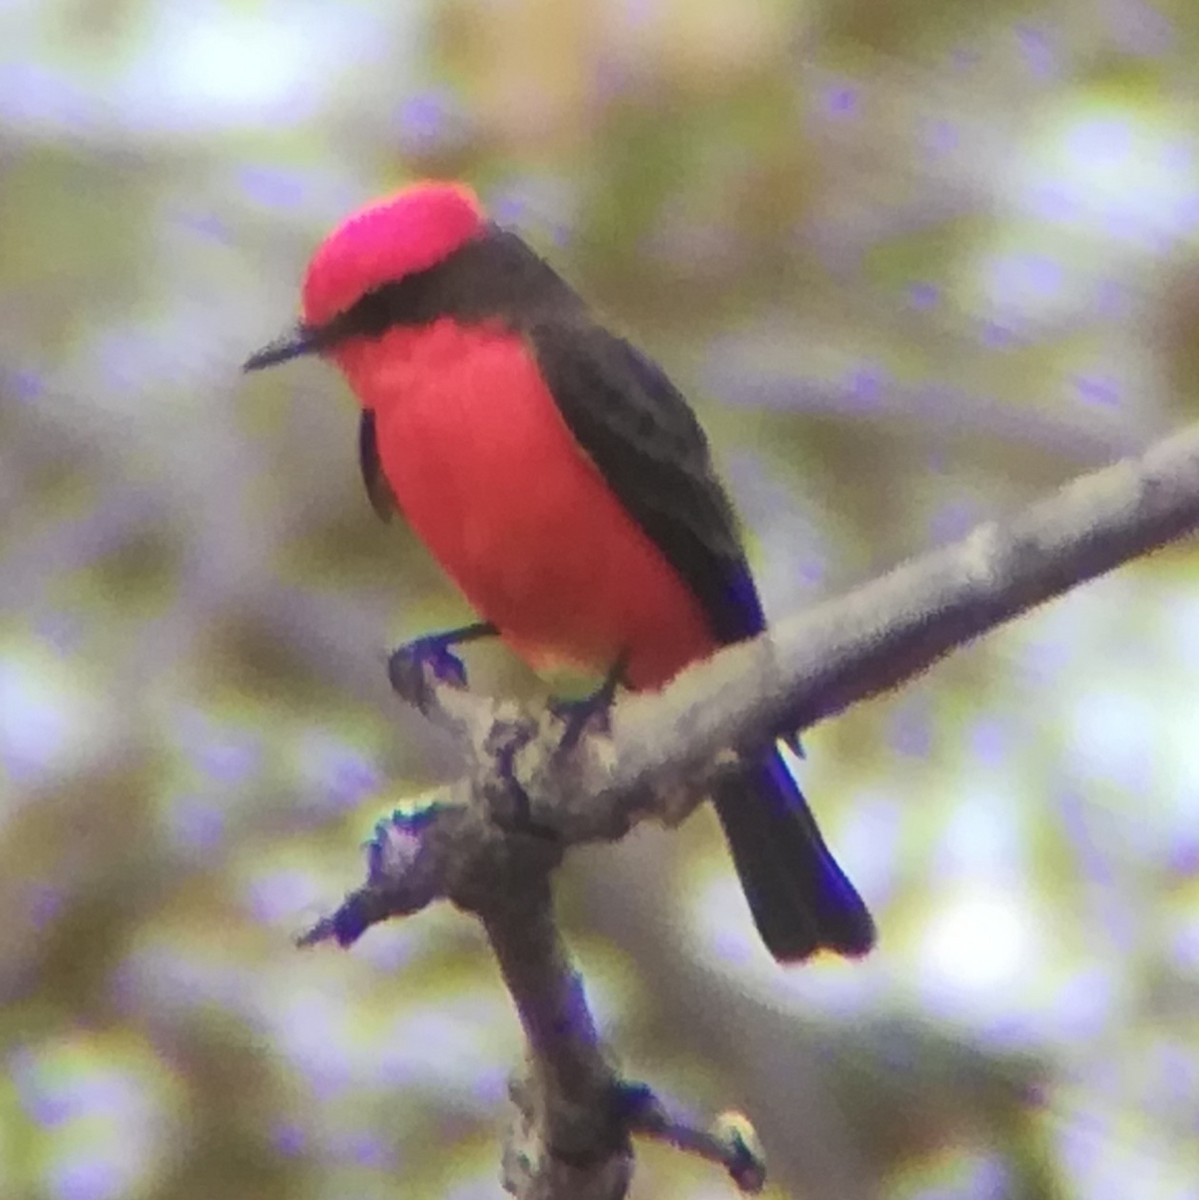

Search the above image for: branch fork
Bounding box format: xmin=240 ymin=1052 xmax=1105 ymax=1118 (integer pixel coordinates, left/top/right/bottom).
xmin=301 ymin=652 xmax=767 ymax=1196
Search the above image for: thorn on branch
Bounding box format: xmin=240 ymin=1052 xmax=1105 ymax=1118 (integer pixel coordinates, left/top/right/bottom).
xmin=297 ymin=805 xmax=446 ymax=948
xmin=295 ymin=889 xmax=387 ymax=948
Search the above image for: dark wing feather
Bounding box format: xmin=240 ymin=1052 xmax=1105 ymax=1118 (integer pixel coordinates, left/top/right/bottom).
xmin=528 ymin=321 xmax=764 ymax=645
xmin=359 ymin=409 xmax=397 ymax=521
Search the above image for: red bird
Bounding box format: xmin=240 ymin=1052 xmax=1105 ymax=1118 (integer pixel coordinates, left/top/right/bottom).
xmin=245 ymin=181 xmax=874 ymax=962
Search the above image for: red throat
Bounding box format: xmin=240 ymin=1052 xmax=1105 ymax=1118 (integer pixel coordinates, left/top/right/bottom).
xmin=301 ymin=181 xmax=486 ymax=329
xmin=343 ymin=320 xmax=719 ymax=689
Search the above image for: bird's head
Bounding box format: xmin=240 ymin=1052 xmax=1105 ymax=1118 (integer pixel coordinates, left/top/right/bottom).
xmin=243 ymin=181 xmax=487 ymax=372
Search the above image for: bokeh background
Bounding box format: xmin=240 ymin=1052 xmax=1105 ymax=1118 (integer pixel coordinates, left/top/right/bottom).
xmin=4 ymin=1 xmax=1199 ymax=1197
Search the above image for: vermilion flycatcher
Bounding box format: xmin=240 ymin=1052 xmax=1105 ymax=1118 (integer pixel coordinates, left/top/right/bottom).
xmin=245 ymin=181 xmax=874 ymax=962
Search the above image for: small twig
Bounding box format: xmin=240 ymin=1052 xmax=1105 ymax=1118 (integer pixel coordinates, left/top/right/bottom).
xmin=619 ymin=1083 xmax=767 ymax=1193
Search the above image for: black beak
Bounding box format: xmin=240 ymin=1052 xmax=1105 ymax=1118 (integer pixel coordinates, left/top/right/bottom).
xmin=242 ymin=324 xmax=324 ymax=372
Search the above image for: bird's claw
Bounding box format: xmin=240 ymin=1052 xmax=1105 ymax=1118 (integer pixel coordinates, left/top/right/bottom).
xmin=551 ymin=651 xmax=628 ymax=753
xmin=549 ymin=693 xmax=614 ymax=752
xmin=386 ymin=635 xmax=469 ymax=706
xmin=386 ymin=622 xmax=498 ymax=705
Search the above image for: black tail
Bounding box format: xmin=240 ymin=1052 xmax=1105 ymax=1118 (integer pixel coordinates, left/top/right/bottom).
xmin=713 ymin=747 xmax=875 ymax=962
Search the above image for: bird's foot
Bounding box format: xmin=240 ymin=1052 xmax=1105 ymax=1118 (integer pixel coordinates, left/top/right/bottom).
xmin=550 ymin=652 xmax=628 ymax=753
xmin=386 ymin=622 xmax=498 ymax=702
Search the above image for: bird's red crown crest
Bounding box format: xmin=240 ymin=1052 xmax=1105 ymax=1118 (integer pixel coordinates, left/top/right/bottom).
xmin=301 ymin=181 xmax=486 ymax=329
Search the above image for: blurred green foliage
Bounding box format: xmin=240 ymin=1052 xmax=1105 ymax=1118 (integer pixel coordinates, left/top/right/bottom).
xmin=4 ymin=1 xmax=1199 ymax=1198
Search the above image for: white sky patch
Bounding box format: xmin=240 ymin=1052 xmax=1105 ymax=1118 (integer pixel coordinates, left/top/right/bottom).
xmin=0 ymin=640 xmax=116 ymax=798
xmin=916 ymin=885 xmax=1041 ymax=1021
xmin=1055 ymin=1093 xmax=1199 ymax=1200
xmin=930 ymin=785 xmax=1028 ymax=888
xmin=81 ymin=0 xmax=417 ymax=136
xmin=1158 ymin=588 xmax=1199 ymax=674
xmin=1013 ymin=103 xmax=1199 ymax=246
xmin=115 ymin=3 xmax=339 ymax=131
xmin=967 ymin=98 xmax=1199 ymax=341
xmin=1063 ymin=680 xmax=1154 ymax=793
xmin=1056 ymin=651 xmax=1199 ymax=864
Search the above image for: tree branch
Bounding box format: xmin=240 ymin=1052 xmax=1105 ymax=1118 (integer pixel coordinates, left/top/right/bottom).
xmin=302 ymin=419 xmax=1199 ymax=1197
xmin=608 ymin=414 xmax=1199 ymax=799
